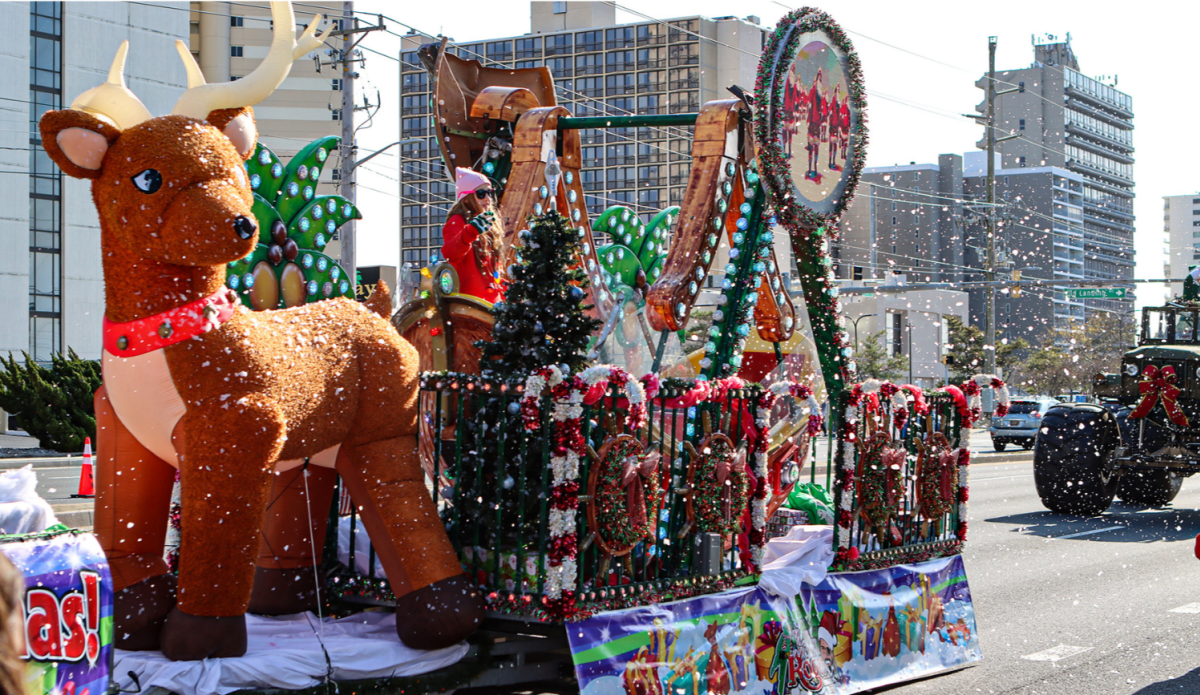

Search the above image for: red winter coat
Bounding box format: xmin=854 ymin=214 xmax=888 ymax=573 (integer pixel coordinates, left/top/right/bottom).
xmin=441 ymin=214 xmax=502 ymax=304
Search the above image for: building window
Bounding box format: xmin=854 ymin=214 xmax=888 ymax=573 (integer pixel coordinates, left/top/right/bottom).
xmin=891 ymin=201 xmax=897 ymax=211
xmin=553 ymin=1 xmax=566 ymax=12
xmin=515 ymin=38 xmax=541 ymax=59
xmin=230 ymin=15 xmax=243 ymax=27
xmin=30 ymin=1 xmax=62 ymax=362
xmin=331 ymin=78 xmax=342 ymax=91
xmin=331 ymin=110 xmax=341 ymax=121
xmin=1018 ymin=81 xmax=1025 ymax=93
xmin=486 ymin=41 xmax=512 ymax=62
xmin=1019 ymin=118 xmax=1025 ymax=131
xmin=546 ymin=34 xmax=572 ymax=56
xmin=890 ymin=313 xmax=904 ymax=357
xmin=1018 ymin=156 xmax=1026 ymax=167
xmin=576 ymin=30 xmax=602 ymax=53
xmin=892 ymin=216 xmax=897 ymax=225
xmin=230 ymin=45 xmax=243 ymax=57
xmin=853 ymin=266 xmax=863 ymax=281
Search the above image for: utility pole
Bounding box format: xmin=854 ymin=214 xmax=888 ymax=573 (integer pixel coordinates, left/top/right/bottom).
xmin=339 ymin=1 xmax=358 ymax=294
xmin=985 ymin=36 xmax=997 ymax=378
xmin=320 ymin=4 xmax=385 ymax=297
xmin=976 ymin=36 xmax=1020 ymax=377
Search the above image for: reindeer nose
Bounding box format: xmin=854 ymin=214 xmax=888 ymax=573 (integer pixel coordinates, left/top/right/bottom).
xmin=233 ymin=216 xmax=257 ymax=240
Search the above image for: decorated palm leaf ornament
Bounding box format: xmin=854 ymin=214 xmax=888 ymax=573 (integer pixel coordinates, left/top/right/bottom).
xmin=227 ymin=136 xmax=361 ymax=310
xmin=595 ymin=205 xmax=678 ymax=303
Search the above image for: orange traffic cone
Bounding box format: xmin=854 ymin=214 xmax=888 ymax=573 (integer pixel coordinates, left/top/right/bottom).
xmin=72 ymin=437 xmax=95 ymax=498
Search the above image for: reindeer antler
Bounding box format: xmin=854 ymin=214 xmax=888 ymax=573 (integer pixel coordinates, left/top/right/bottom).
xmin=172 ymin=2 xmax=333 ymax=119
xmin=69 ymin=40 xmax=152 ymax=130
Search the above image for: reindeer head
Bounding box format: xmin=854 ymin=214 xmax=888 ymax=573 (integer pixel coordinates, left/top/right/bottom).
xmin=39 ymin=2 xmax=331 ymax=267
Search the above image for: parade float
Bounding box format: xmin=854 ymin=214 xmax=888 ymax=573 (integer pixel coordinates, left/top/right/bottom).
xmin=2 ymin=4 xmax=988 ymax=695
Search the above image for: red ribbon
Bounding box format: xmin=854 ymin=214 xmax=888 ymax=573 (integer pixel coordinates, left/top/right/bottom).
xmin=621 ymin=451 xmax=660 ymax=527
xmin=1130 ymin=365 xmax=1189 ymax=427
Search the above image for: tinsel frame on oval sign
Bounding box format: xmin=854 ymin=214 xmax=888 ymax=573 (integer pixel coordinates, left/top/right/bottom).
xmin=754 ymin=7 xmax=869 ymax=390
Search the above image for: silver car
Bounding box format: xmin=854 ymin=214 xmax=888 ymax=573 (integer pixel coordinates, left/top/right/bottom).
xmin=988 ymin=398 xmax=1062 ymax=451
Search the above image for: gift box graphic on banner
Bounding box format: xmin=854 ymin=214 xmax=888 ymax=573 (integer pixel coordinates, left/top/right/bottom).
xmin=1 ymin=529 xmax=113 ymax=695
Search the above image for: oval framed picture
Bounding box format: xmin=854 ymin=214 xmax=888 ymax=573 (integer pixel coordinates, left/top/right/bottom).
xmin=756 ymin=9 xmax=866 ymax=227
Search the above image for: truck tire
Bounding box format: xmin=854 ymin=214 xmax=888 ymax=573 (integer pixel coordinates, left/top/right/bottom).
xmin=1033 ymin=404 xmax=1119 ymax=516
xmin=993 ymin=441 xmax=1006 ymax=452
xmin=1118 ymin=470 xmax=1183 ymax=507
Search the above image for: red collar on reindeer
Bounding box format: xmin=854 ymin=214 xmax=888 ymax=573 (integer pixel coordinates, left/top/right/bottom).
xmin=103 ymin=288 xmax=239 ymax=357
xmin=1131 ymin=364 xmax=1189 ymax=427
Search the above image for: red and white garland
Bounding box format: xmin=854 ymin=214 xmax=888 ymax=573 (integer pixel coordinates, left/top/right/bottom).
xmin=962 ymin=374 xmax=1011 ymax=427
xmin=767 ymin=381 xmax=824 ymax=437
xmin=520 ymin=364 xmax=646 ymax=601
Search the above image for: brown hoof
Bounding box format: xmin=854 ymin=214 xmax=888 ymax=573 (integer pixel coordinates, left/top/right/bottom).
xmin=114 ymin=574 xmax=177 ymax=651
xmin=248 ymin=566 xmax=323 ymax=616
xmin=394 ymin=574 xmax=484 ymax=651
xmin=160 ymin=607 xmax=247 ymax=661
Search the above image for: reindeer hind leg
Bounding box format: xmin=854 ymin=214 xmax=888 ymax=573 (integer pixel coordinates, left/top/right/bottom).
xmin=336 ymin=436 xmax=484 ymax=651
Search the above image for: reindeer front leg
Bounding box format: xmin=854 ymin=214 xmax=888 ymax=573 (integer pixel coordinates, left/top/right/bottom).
xmin=94 ymin=385 xmax=178 ymax=650
xmin=160 ymin=396 xmax=285 ymax=661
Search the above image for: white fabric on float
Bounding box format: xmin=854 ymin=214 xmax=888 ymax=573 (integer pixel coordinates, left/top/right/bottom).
xmin=114 ymin=611 xmax=468 ymax=695
xmin=758 ymin=524 xmax=835 ymax=598
xmin=0 ymin=466 xmax=58 ymax=535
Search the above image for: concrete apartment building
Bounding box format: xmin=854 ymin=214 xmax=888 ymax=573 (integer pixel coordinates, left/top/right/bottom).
xmin=836 ymin=156 xmax=967 ymax=284
xmin=397 ymin=1 xmax=768 ymax=272
xmin=836 ymin=152 xmax=1088 ymax=368
xmin=1164 ymin=194 xmax=1200 ymax=297
xmin=977 ymin=36 xmax=1135 ymax=318
xmin=1 ymin=2 xmax=189 ymax=369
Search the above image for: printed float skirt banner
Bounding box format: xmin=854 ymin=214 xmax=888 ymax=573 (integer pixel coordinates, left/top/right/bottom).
xmin=567 ymin=585 xmax=841 ymax=695
xmin=0 ymin=530 xmax=113 ymax=695
xmin=799 ymin=555 xmax=980 ymax=693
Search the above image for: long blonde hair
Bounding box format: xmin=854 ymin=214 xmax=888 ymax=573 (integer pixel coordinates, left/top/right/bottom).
xmin=447 ymin=192 xmax=504 ymax=274
xmin=0 ymin=552 xmax=24 ymax=695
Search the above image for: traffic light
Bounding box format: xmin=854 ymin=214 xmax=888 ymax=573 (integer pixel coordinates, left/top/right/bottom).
xmin=941 ymin=354 xmax=956 ymax=366
xmin=1011 ymin=270 xmax=1022 ymax=298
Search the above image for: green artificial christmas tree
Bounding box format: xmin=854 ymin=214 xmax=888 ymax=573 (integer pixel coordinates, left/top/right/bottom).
xmin=478 ymin=211 xmax=602 ymax=379
xmin=0 ymin=350 xmax=102 ymax=452
xmin=451 ymin=211 xmax=601 ymax=555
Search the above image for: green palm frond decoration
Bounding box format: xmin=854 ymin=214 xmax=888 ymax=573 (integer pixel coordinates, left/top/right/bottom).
xmin=594 ymin=204 xmax=678 ymax=303
xmin=227 ymin=137 xmax=363 ymax=310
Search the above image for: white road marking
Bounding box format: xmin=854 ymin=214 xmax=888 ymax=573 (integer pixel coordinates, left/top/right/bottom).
xmin=1046 ymin=525 xmax=1125 ymax=541
xmin=1169 ymin=603 xmax=1200 ymax=614
xmin=1022 ymin=644 xmax=1093 ymax=662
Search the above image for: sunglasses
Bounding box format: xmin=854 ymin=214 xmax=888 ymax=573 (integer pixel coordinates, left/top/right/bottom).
xmin=475 ymin=189 xmax=495 ymax=199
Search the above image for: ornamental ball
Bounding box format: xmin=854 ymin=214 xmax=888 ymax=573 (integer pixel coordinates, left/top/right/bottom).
xmin=568 ymin=286 xmax=586 ymax=303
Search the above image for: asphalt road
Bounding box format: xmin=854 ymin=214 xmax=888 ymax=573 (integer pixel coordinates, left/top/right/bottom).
xmin=883 ymin=459 xmax=1200 ymax=695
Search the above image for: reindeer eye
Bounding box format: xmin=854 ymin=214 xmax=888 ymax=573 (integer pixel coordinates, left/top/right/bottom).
xmin=131 ymin=169 xmax=162 ymax=194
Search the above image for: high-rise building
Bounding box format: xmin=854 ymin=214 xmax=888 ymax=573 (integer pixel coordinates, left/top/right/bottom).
xmin=0 ymin=2 xmax=189 ymax=366
xmin=187 ymin=2 xmax=342 ymax=196
xmin=836 ymin=155 xmax=966 ymax=284
xmin=397 ymin=2 xmax=767 ymax=274
xmin=977 ymin=35 xmax=1135 ymax=318
xmin=836 ymin=151 xmax=1089 ymax=346
xmin=1164 ymin=193 xmax=1200 ymax=297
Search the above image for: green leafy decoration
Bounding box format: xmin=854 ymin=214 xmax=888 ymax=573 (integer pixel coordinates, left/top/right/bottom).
xmin=229 ymin=139 xmax=361 ymax=311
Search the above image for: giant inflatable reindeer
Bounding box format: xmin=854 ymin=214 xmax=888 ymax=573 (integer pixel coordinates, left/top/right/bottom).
xmin=39 ymin=2 xmax=482 ymax=660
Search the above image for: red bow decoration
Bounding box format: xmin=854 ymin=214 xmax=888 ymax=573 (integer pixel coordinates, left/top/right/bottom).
xmin=1131 ymin=365 xmax=1189 ymax=427
xmin=621 ymin=452 xmax=660 ymax=527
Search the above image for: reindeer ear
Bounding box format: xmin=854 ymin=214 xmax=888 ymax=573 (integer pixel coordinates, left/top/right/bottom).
xmin=207 ymin=106 xmax=257 ymax=161
xmin=39 ymin=110 xmax=120 ymax=179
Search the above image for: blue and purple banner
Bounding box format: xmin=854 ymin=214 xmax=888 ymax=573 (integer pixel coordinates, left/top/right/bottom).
xmin=798 ymin=555 xmax=981 ymax=693
xmin=566 ymin=556 xmax=980 ymax=695
xmin=567 ymin=585 xmax=839 ymax=695
xmin=1 ymin=530 xmax=113 ymax=695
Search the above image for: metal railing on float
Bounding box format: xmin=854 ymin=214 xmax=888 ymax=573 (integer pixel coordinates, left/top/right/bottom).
xmin=322 ymin=374 xmax=796 ymax=621
xmin=830 ymin=386 xmax=969 ymax=572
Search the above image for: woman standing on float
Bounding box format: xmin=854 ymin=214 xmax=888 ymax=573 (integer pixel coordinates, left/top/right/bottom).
xmin=440 ymin=167 xmax=504 ymax=304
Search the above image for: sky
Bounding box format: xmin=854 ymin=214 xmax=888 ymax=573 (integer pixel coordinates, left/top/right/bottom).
xmin=347 ymin=0 xmax=1200 ymax=308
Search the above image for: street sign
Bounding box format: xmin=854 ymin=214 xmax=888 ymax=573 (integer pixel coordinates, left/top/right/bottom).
xmin=1064 ymin=287 xmax=1127 ymax=299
